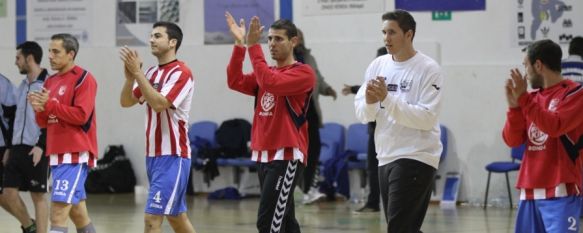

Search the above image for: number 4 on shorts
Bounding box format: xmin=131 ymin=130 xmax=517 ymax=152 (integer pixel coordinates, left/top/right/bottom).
xmin=153 ymin=191 xmax=162 ymax=203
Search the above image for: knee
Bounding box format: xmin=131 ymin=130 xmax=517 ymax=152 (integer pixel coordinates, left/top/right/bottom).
xmin=50 ymin=208 xmax=68 ymax=225
xmin=69 ymin=207 xmax=82 ymax=220
xmin=144 ymin=214 xmax=163 ymax=230
xmin=2 ymin=188 xmax=19 ymax=200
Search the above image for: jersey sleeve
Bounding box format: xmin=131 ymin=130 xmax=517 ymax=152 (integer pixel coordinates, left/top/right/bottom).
xmin=226 ymin=45 xmax=259 ymax=96
xmin=159 ymin=68 xmax=194 ymax=108
xmin=502 ymin=107 xmax=528 ymax=147
xmin=518 ymin=85 xmax=583 ymax=137
xmin=248 ymin=45 xmax=315 ymax=96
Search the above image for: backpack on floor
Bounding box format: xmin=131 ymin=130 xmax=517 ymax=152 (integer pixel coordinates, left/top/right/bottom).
xmin=86 ymin=145 xmax=137 ymax=193
xmin=215 ymin=118 xmax=252 ymax=158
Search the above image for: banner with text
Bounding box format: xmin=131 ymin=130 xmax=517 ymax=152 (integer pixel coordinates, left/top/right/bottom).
xmin=27 ymin=0 xmax=94 ymax=45
xmin=303 ymin=0 xmax=384 ymax=16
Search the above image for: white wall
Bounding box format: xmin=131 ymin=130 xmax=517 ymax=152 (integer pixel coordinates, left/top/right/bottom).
xmin=0 ymin=0 xmax=573 ymax=205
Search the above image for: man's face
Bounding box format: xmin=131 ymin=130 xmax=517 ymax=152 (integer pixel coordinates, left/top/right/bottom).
xmin=150 ymin=26 xmax=175 ymax=57
xmin=382 ymin=20 xmax=412 ymax=56
xmin=523 ymin=55 xmax=543 ymax=89
xmin=48 ymin=39 xmax=74 ymax=72
xmin=15 ymin=49 xmax=29 ymax=75
xmin=268 ymin=28 xmax=296 ymax=62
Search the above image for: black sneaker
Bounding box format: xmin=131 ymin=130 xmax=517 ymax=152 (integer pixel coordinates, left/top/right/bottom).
xmin=352 ymin=206 xmax=380 ymax=214
xmin=21 ymin=219 xmax=37 ymax=233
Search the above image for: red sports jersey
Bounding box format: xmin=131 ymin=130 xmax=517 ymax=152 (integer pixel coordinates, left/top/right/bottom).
xmin=133 ymin=60 xmax=194 ymax=158
xmin=35 ymin=65 xmax=98 ymax=167
xmin=503 ymin=79 xmax=583 ymax=193
xmin=226 ymin=45 xmax=316 ymax=164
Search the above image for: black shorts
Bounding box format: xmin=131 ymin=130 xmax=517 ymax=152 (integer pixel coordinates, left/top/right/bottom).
xmin=4 ymin=145 xmax=49 ymax=193
xmin=0 ymin=146 xmax=5 ymax=194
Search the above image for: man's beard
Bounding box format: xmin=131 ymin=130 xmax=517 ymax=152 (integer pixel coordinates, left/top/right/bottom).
xmin=529 ymin=72 xmax=543 ymax=89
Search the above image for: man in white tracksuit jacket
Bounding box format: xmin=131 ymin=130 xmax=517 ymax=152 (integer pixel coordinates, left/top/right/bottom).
xmin=354 ymin=10 xmax=444 ymax=233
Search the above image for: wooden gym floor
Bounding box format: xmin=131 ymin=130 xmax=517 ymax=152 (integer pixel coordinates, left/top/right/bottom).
xmin=0 ymin=193 xmax=536 ymax=233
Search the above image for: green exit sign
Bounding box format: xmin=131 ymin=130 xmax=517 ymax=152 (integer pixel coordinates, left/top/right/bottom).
xmin=432 ymin=11 xmax=452 ymax=21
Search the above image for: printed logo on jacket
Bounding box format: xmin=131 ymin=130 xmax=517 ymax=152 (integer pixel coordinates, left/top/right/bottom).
xmin=528 ymin=123 xmax=547 ymax=151
xmin=260 ymin=92 xmax=275 ymax=116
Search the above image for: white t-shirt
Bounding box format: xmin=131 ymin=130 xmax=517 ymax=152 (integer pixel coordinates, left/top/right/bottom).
xmin=354 ymin=51 xmax=444 ymax=168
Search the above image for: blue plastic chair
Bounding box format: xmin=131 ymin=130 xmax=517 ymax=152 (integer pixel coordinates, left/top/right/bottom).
xmin=212 ymin=119 xmax=256 ymax=195
xmin=320 ymin=137 xmax=338 ymax=164
xmin=483 ymin=144 xmax=526 ymax=209
xmin=320 ymin=122 xmax=346 ymax=157
xmin=188 ymin=121 xmax=218 ymax=148
xmin=345 ymin=123 xmax=369 ymax=196
xmin=346 ymin=123 xmax=368 ymax=170
xmin=188 ymin=121 xmax=219 ymax=164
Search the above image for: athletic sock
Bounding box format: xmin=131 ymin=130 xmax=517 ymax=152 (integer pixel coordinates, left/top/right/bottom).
xmin=77 ymin=222 xmax=96 ymax=233
xmin=49 ymin=226 xmax=68 ymax=233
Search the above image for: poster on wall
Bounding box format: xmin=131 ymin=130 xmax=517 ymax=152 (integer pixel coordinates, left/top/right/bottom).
xmin=395 ymin=0 xmax=485 ymax=11
xmin=514 ymin=0 xmax=582 ymax=46
xmin=27 ymin=0 xmax=94 ymax=45
xmin=116 ymin=0 xmax=180 ymax=46
xmin=204 ymin=0 xmax=274 ymax=45
xmin=302 ymin=0 xmax=384 ymax=16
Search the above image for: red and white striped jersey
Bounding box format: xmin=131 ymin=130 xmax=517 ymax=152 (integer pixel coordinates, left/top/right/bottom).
xmin=133 ymin=60 xmax=194 ymax=158
xmin=520 ymin=183 xmax=580 ymax=200
xmin=49 ymin=151 xmax=96 ymax=168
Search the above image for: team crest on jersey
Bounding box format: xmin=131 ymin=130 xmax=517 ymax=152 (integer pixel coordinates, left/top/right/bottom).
xmin=528 ymin=123 xmax=547 ymax=150
xmin=152 ymin=83 xmax=160 ymax=89
xmin=548 ymin=98 xmax=560 ymax=112
xmin=259 ymin=92 xmax=275 ymax=116
xmin=400 ymin=79 xmax=412 ymax=92
xmin=58 ymin=86 xmax=66 ymax=95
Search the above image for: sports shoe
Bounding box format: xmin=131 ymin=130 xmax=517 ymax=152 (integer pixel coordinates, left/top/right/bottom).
xmin=302 ymin=189 xmax=326 ymax=205
xmin=352 ymin=205 xmax=380 ymax=214
xmin=21 ymin=219 xmax=37 ymax=233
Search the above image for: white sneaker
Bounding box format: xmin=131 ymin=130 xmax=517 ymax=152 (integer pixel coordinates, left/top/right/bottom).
xmin=302 ymin=189 xmax=326 ymax=205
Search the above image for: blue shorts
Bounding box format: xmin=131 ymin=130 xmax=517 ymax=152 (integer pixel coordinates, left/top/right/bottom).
xmin=515 ymin=196 xmax=582 ymax=233
xmin=51 ymin=164 xmax=88 ymax=205
xmin=145 ymin=156 xmax=191 ymax=216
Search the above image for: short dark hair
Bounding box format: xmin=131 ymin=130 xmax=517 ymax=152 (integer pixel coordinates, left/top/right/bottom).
xmin=568 ymin=36 xmax=583 ymax=57
xmin=526 ymin=39 xmax=562 ymax=73
xmin=50 ymin=33 xmax=79 ymax=59
xmin=153 ymin=21 xmax=183 ymax=52
xmin=382 ymin=9 xmax=416 ymax=41
xmin=270 ymin=19 xmax=298 ymax=40
xmin=16 ymin=41 xmax=43 ymax=64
